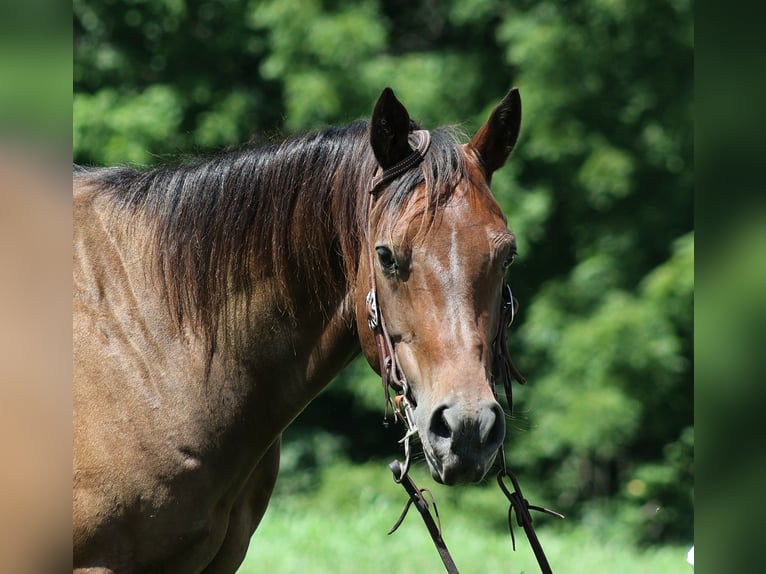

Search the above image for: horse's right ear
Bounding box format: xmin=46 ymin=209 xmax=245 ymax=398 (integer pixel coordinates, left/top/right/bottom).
xmin=370 ymin=87 xmax=413 ymax=169
xmin=470 ymin=88 xmax=522 ymax=177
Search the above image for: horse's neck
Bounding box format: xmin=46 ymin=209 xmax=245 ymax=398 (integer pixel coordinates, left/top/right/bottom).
xmin=303 ymin=293 xmax=361 ymax=393
xmin=209 ymin=285 xmax=360 ymax=441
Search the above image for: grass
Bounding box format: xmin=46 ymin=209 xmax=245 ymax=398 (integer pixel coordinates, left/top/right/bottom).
xmin=239 ymin=460 xmax=690 ymax=573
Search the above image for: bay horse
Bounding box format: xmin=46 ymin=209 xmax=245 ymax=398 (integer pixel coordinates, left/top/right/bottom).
xmin=73 ymin=87 xmax=522 ymax=573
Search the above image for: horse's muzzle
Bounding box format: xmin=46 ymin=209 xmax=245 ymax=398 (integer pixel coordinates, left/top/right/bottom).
xmin=422 ymin=399 xmax=505 ymax=485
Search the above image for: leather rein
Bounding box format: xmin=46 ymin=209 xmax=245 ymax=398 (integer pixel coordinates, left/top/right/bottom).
xmin=364 ymin=130 xmax=563 ymax=574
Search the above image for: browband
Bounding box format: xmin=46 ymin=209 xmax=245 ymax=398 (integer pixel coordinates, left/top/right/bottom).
xmin=368 ymin=130 xmax=432 ymax=196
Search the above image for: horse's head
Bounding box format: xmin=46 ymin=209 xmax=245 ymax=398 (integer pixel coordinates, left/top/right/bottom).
xmin=356 ymin=88 xmax=522 ymax=485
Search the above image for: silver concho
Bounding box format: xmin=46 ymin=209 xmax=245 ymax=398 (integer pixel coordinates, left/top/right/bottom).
xmin=366 ymin=289 xmax=379 ymax=331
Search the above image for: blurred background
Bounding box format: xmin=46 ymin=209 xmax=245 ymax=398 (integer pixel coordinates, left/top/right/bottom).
xmin=73 ymin=0 xmax=693 ymax=571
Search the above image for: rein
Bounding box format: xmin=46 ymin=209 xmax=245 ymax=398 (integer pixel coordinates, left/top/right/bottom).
xmin=364 ymin=131 xmax=563 ymax=574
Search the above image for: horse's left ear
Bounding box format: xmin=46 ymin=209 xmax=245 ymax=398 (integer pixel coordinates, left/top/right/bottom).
xmin=469 ymin=88 xmax=522 ymax=177
xmin=370 ymin=87 xmax=413 ymax=169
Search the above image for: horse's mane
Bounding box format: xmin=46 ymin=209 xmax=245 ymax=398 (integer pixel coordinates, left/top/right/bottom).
xmin=83 ymin=121 xmax=468 ymax=340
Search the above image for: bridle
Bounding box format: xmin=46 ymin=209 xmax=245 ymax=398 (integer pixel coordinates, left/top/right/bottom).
xmin=364 ymin=129 xmax=431 ymax=478
xmin=363 ymin=130 xmax=563 ymax=574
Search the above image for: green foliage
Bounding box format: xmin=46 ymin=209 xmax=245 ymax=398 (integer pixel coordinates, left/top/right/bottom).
xmin=273 ymin=428 xmax=348 ymax=496
xmin=624 ymin=426 xmax=694 ymax=542
xmin=73 ymin=85 xmax=182 ymax=165
xmin=74 ymin=0 xmax=693 ymax=551
xmin=513 ymin=233 xmax=692 ymax=541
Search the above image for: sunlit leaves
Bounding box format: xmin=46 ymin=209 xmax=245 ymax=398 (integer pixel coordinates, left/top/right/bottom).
xmin=577 ymin=140 xmax=634 ymax=210
xmin=73 ymin=85 xmax=181 ymax=165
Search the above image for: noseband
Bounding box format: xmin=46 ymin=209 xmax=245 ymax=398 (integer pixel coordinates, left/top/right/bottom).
xmin=363 ymin=131 xmax=562 ymax=574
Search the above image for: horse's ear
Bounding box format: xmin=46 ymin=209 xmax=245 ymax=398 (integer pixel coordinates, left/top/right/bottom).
xmin=370 ymin=87 xmax=413 ymax=169
xmin=470 ymin=88 xmax=522 ymax=177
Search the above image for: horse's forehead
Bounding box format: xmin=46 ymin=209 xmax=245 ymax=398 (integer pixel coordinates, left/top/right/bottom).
xmin=399 ymin=177 xmax=506 ymax=253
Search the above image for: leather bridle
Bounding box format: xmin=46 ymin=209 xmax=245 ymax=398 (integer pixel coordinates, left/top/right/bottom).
xmin=365 ymin=129 xmax=431 ymax=478
xmin=363 ymin=130 xmax=562 ymax=574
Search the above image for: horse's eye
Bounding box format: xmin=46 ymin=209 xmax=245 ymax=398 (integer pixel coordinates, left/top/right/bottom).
xmin=502 ymin=250 xmax=517 ymax=270
xmin=375 ymin=246 xmax=397 ymax=273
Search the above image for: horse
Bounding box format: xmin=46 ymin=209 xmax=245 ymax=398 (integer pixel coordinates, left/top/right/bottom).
xmin=73 ymin=86 xmax=522 ymax=573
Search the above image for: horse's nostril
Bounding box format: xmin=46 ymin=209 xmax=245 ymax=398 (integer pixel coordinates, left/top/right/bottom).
xmin=429 ymin=405 xmax=452 ymax=440
xmin=482 ymin=403 xmax=506 ymax=450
